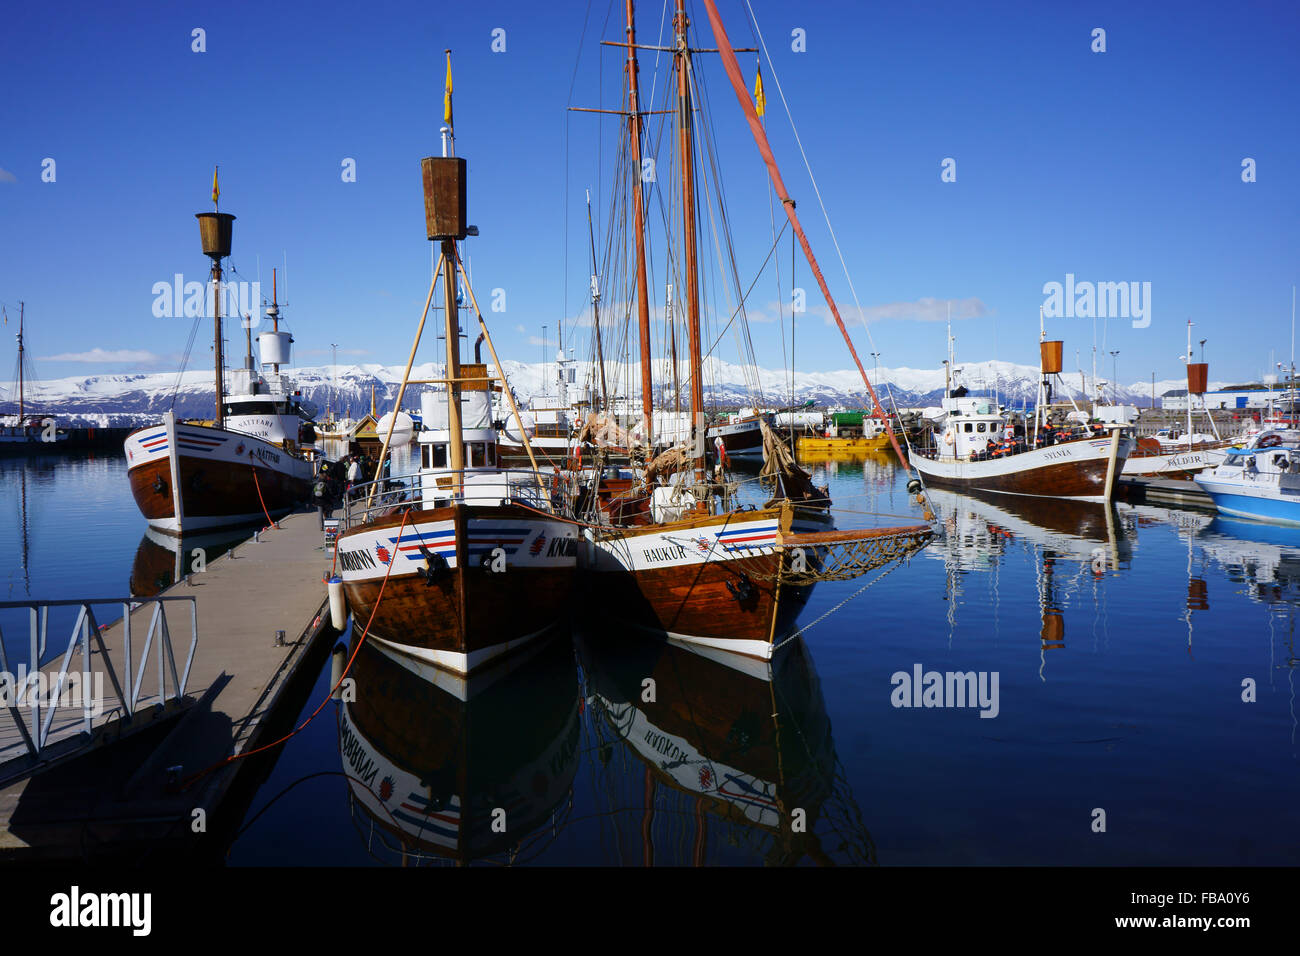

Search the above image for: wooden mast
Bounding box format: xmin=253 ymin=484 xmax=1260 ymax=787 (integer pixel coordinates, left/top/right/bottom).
xmin=626 ymin=0 xmax=654 ymax=445
xmin=674 ymin=0 xmax=705 ymax=487
xmin=586 ymin=192 xmax=609 ymax=411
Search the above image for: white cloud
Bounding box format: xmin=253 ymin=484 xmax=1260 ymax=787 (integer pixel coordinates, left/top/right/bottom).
xmin=41 ymin=348 xmax=160 ymax=363
xmin=853 ymin=296 xmax=988 ymax=324
xmin=299 ymin=347 xmax=370 ymax=357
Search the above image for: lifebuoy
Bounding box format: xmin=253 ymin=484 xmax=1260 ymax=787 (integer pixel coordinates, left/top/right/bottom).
xmin=1259 ymin=434 xmax=1282 ymax=448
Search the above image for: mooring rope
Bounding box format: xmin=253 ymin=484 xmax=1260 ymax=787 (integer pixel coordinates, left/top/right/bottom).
xmin=179 ymin=506 xmax=413 ymax=791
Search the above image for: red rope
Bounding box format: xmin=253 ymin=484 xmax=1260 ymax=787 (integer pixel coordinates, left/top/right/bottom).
xmin=179 ymin=506 xmax=413 ymax=792
xmin=249 ymin=459 xmax=275 ymax=529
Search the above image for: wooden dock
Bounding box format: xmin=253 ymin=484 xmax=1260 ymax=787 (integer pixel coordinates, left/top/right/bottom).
xmin=1117 ymin=476 xmax=1216 ymax=511
xmin=0 ymin=510 xmax=340 ymax=862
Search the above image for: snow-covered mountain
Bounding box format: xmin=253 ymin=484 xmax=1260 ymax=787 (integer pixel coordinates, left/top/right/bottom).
xmin=6 ymin=358 xmax=1225 ymax=426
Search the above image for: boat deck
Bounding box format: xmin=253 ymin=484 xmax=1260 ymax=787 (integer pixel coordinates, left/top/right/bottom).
xmin=0 ymin=510 xmax=340 ymax=861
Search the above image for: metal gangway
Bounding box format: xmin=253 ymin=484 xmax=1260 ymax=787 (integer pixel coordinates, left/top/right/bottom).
xmin=0 ymin=596 xmax=198 ymax=781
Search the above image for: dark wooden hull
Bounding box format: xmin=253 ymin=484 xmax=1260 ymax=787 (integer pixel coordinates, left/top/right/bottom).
xmin=602 ymin=556 xmax=811 ymax=648
xmin=917 ymin=455 xmax=1111 ymax=497
xmin=344 ymin=567 xmax=575 ymax=659
xmin=337 ymin=503 xmax=579 ymax=674
xmin=127 ymin=455 xmax=306 ymax=524
xmin=125 ymin=420 xmax=311 ymax=533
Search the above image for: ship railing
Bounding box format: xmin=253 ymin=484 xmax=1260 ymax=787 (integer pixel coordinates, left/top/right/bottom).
xmin=0 ymin=596 xmax=198 ymax=769
xmin=341 ymin=471 xmax=557 ymax=529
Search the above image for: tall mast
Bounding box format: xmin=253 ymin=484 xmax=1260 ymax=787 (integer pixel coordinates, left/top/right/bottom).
xmin=586 ymin=191 xmax=609 ymax=411
xmin=196 ymin=169 xmax=233 ymax=427
xmin=674 ymin=0 xmax=705 ymax=485
xmin=440 ymin=52 xmax=465 ymax=478
xmin=626 ymin=0 xmax=654 ymax=444
xmin=267 ymin=268 xmax=282 ymax=379
xmin=16 ymin=301 xmax=24 ymax=421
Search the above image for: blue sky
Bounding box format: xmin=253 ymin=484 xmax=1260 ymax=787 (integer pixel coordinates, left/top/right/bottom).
xmin=1 ymin=0 xmax=1297 ymax=391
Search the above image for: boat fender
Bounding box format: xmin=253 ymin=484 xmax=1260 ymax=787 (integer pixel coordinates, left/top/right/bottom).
xmin=1090 ymin=551 xmax=1106 ymax=575
xmin=328 ymin=577 xmax=347 ymax=631
xmin=906 ymin=478 xmax=922 ymax=495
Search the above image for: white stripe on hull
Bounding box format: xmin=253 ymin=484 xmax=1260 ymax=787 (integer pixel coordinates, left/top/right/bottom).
xmin=369 ymin=620 xmax=562 ymax=678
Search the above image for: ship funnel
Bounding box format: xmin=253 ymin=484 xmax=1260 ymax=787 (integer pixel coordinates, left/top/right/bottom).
xmin=259 ymin=330 xmax=293 ymax=366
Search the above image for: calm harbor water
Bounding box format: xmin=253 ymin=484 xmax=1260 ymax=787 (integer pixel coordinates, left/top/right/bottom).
xmin=2 ymin=449 xmax=1298 ymax=865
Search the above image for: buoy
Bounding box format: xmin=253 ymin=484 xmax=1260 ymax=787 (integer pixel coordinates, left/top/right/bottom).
xmin=328 ymin=575 xmax=348 ymax=630
xmin=906 ymin=478 xmax=922 ymax=495
xmin=330 ymin=643 xmax=348 ymax=700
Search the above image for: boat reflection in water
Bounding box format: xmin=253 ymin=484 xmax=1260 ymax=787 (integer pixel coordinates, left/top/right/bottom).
xmin=923 ymin=487 xmax=1130 ymax=674
xmin=338 ymin=630 xmax=580 ymax=865
xmin=1198 ymin=515 xmax=1300 ymax=608
xmin=129 ymin=526 xmax=253 ymax=597
xmin=577 ymin=631 xmax=875 ymax=865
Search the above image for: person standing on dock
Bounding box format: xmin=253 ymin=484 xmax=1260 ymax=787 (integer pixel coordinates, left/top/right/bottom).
xmin=346 ymin=455 xmax=360 ymax=498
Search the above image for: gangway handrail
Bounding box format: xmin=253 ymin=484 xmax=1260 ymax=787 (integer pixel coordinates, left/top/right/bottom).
xmin=0 ymin=595 xmax=199 ymax=762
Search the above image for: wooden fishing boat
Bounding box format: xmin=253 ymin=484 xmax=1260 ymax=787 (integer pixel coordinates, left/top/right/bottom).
xmin=335 ymin=83 xmax=579 ymax=675
xmin=910 ymin=318 xmax=1132 ymax=501
xmin=124 ymin=197 xmax=314 ymax=534
xmin=571 ymin=0 xmax=933 ymax=661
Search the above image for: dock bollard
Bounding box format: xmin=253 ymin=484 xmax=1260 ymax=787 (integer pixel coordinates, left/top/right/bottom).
xmin=327 ymin=576 xmax=348 ymax=630
xmin=274 ymin=629 xmax=286 ymax=647
xmin=330 ymin=643 xmax=347 ymax=700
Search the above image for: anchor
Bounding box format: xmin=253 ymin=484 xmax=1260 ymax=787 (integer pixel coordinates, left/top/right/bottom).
xmin=725 ymin=571 xmax=755 ymax=604
xmin=414 ymin=543 xmax=449 ymax=586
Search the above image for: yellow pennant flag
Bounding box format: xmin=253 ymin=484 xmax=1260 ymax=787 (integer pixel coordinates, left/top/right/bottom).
xmin=753 ymin=64 xmax=765 ymax=117
xmin=443 ymin=51 xmax=454 ymax=126
xmin=211 ymin=165 xmax=220 ymax=206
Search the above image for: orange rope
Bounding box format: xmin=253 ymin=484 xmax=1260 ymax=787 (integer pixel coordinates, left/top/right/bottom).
xmin=249 ymin=460 xmax=275 ymax=529
xmin=180 ymin=506 xmax=413 ymax=792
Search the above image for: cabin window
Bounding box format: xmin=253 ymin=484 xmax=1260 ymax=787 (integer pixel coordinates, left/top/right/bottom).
xmin=467 ymin=443 xmax=487 ymax=467
xmin=486 ymin=444 xmax=496 ymax=467
xmin=224 ymin=401 xmax=282 ymax=417
xmin=977 ymin=423 xmax=986 ymax=433
xmin=430 ymin=444 xmax=448 ymax=468
xmin=964 ymin=423 xmax=973 ymax=433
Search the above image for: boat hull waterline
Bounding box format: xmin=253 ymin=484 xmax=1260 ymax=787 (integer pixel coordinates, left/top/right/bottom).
xmin=910 ymin=433 xmax=1131 ymax=502
xmin=337 ymin=503 xmax=580 ymax=675
xmin=125 ymin=413 xmax=312 ymax=534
